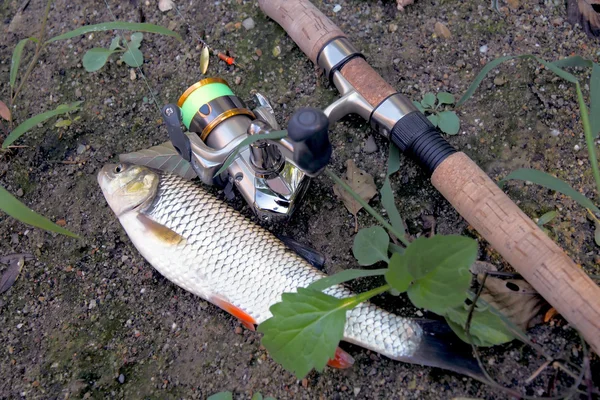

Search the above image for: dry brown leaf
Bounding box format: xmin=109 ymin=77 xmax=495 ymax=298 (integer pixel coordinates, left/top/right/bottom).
xmin=434 ymin=21 xmax=452 ymax=39
xmin=158 ymin=0 xmax=174 ymax=12
xmin=478 ymin=274 xmax=546 ymax=331
xmin=333 ymin=159 xmax=377 ymax=232
xmin=544 ymin=307 xmax=559 ymax=323
xmin=0 ymin=100 xmax=11 ymax=122
xmin=567 ymin=0 xmax=600 ymax=37
xmin=200 ymin=46 xmax=210 ymax=75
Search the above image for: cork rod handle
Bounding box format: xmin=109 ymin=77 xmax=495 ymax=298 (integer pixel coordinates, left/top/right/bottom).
xmin=259 ymin=0 xmax=600 ymax=354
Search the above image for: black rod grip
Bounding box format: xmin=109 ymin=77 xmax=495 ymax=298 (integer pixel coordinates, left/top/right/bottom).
xmin=390 ymin=111 xmax=456 ymax=175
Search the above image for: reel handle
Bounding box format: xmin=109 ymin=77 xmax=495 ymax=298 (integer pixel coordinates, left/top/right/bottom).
xmin=287 ymin=107 xmax=332 ymax=175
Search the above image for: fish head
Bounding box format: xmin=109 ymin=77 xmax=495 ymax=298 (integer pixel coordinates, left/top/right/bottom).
xmin=98 ymin=163 xmax=159 ymax=217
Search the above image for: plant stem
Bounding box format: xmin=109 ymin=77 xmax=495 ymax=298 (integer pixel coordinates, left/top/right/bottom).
xmin=325 ymin=168 xmax=410 ymax=247
xmin=11 ymin=0 xmax=53 ymax=108
xmin=576 ymin=82 xmax=600 ymax=202
xmin=348 ymin=284 xmax=391 ymax=307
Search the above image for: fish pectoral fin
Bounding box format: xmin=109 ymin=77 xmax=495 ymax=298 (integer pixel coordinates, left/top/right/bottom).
xmin=327 ymin=347 xmax=355 ymax=369
xmin=137 ymin=214 xmax=186 ymax=245
xmin=211 ymin=295 xmax=257 ymax=332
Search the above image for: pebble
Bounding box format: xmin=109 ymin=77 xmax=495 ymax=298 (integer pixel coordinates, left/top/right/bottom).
xmin=235 ymin=76 xmax=242 ymax=85
xmin=354 ymin=387 xmax=361 ymax=396
xmin=388 ymin=24 xmax=398 ymax=33
xmin=574 ymin=144 xmax=580 ymax=151
xmin=75 ymin=88 xmax=82 ymax=98
xmin=479 ymin=44 xmax=488 ymax=53
xmin=455 ymin=60 xmax=465 ymax=68
xmin=550 ymin=129 xmax=560 ymax=137
xmin=434 ymin=21 xmax=451 ymax=39
xmin=88 ymin=299 xmax=97 ymax=309
xmin=242 ymin=18 xmax=255 ymax=30
xmin=11 ymin=234 xmax=19 ymax=245
xmin=234 ymin=326 xmax=243 ymax=334
xmin=364 ymin=136 xmax=378 ymax=153
xmin=493 ymin=76 xmax=506 ymax=86
xmin=129 ymin=69 xmax=136 ymax=81
xmin=77 ymin=144 xmax=87 ymax=154
xmin=16 ymin=188 xmax=23 ymax=197
xmin=333 ymin=4 xmax=341 ymax=12
xmin=272 ymin=46 xmax=281 ymax=57
xmin=118 ymin=374 xmax=125 ymax=384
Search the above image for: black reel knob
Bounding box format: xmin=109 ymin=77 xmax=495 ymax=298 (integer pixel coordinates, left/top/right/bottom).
xmin=161 ymin=104 xmax=192 ymax=162
xmin=287 ymin=107 xmax=332 ymax=175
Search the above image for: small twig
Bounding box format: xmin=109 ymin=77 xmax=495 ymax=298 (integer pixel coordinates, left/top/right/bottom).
xmin=582 ymin=335 xmax=593 ymax=400
xmin=525 ymin=359 xmax=553 ymax=384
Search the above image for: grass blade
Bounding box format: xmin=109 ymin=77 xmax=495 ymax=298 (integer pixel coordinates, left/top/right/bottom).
xmin=387 ymin=144 xmax=400 ymax=176
xmin=551 ymin=55 xmax=592 ymax=69
xmin=590 ymin=63 xmax=600 ymax=137
xmin=46 ymin=22 xmax=182 ymax=43
xmin=456 ymin=55 xmax=515 ymax=107
xmin=307 ymin=268 xmax=387 ymax=292
xmin=2 ymin=101 xmax=82 ymax=148
xmin=380 ymin=177 xmax=406 ymax=238
xmin=0 ymin=184 xmax=79 ymax=238
xmin=534 ymin=56 xmax=578 ymax=84
xmin=499 ymin=168 xmax=600 ymax=214
xmin=10 ymin=38 xmax=34 ymax=88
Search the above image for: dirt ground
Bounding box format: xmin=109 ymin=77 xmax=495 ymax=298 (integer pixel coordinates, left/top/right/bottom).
xmin=1 ymin=0 xmax=599 ymax=399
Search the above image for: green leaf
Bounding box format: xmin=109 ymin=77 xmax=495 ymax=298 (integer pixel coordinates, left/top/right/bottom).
xmin=590 ymin=63 xmax=600 ymax=137
xmin=456 ymin=55 xmax=515 ymax=107
xmin=499 ymin=168 xmax=600 ymax=214
xmin=46 ymin=22 xmax=182 ymax=43
xmin=437 ymin=111 xmax=460 ymax=135
xmin=536 ymin=210 xmax=557 ymax=227
xmin=10 ymin=38 xmax=34 ymax=88
xmin=0 ymin=184 xmax=79 ymax=238
xmin=121 ymin=47 xmax=144 ymax=67
xmin=251 ymin=393 xmax=263 ymax=400
xmin=404 ymin=235 xmax=477 ymax=314
xmin=427 ymin=114 xmax=439 ymax=127
xmin=352 ymin=226 xmax=390 ymax=265
xmin=551 ymin=55 xmax=592 ymax=69
xmin=54 ymin=119 xmax=72 ymax=128
xmin=385 ymin=253 xmax=412 ymax=293
xmin=388 ymin=242 xmax=405 ymax=255
xmin=258 ymin=288 xmax=350 ymax=379
xmin=2 ymin=101 xmax=83 ymax=148
xmin=307 ymin=268 xmax=387 ymax=292
xmin=82 ymin=48 xmax=115 ymax=72
xmin=129 ymin=32 xmax=143 ymax=49
xmin=207 ymin=392 xmax=233 ymax=400
xmin=535 ymin=56 xmax=578 ymax=84
xmin=387 ymin=144 xmax=400 ymax=176
xmin=412 ymin=100 xmax=426 ymax=113
xmin=444 ymin=305 xmax=515 ymax=347
xmin=380 ymin=178 xmax=405 ymax=238
xmin=214 ymin=130 xmax=288 ymax=177
xmin=109 ymin=36 xmax=121 ymax=51
xmin=421 ymin=93 xmax=436 ymax=108
xmin=595 ymin=220 xmax=600 ymax=247
xmin=436 ymin=92 xmax=455 ymax=105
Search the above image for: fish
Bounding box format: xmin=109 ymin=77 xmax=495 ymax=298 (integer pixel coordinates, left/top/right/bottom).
xmin=97 ymin=162 xmax=484 ymax=379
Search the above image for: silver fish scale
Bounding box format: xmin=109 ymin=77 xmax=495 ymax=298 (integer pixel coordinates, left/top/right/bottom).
xmin=141 ymin=173 xmax=422 ymax=359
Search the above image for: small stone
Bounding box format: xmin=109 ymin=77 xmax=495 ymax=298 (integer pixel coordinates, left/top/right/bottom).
xmin=118 ymin=374 xmax=125 ymax=384
xmin=550 ymin=129 xmax=560 ymax=137
xmin=333 ymin=4 xmax=342 ymax=12
xmin=16 ymin=188 xmax=23 ymax=197
xmin=301 ymin=378 xmax=308 ymax=388
xmin=434 ymin=21 xmax=451 ymax=38
xmin=456 ymin=59 xmax=465 ymax=68
xmin=552 ymin=17 xmax=564 ymax=26
xmin=364 ymin=136 xmax=378 ymax=154
xmin=75 ymin=88 xmax=82 ymax=98
xmin=242 ymin=18 xmax=255 ymax=30
xmin=574 ymin=144 xmax=581 ymax=151
xmin=11 ymin=234 xmax=19 ymax=245
xmin=272 ymin=46 xmax=281 ymax=57
xmin=388 ymin=23 xmax=398 ymax=33
xmin=129 ymin=69 xmax=136 ymax=81
xmin=88 ymin=299 xmax=97 ymax=310
xmin=77 ymin=144 xmax=87 ymax=154
xmin=415 ymin=310 xmax=423 ymax=317
xmin=235 ymin=76 xmax=242 ymax=85
xmin=479 ymin=44 xmax=488 ymax=53
xmin=234 ymin=326 xmax=243 ymax=335
xmin=493 ymin=76 xmax=506 ymax=86
xmin=354 ymin=387 xmax=361 ymax=396
xmin=255 ymin=48 xmax=262 ymax=57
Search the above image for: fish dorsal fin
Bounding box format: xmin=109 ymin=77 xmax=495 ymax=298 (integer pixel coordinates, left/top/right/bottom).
xmin=211 ymin=295 xmax=257 ymax=332
xmin=137 ymin=213 xmax=186 ymax=245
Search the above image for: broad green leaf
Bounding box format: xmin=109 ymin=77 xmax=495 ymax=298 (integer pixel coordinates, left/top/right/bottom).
xmin=595 ymin=221 xmax=600 ymax=247
xmin=404 ymin=235 xmax=476 ymax=314
xmin=444 ymin=305 xmax=515 ymax=347
xmin=121 ymin=47 xmax=144 ymax=67
xmin=214 ymin=130 xmax=288 ymax=177
xmin=387 ymin=144 xmax=400 ymax=176
xmin=10 ymin=38 xmax=34 ymax=88
xmin=456 ymin=55 xmax=515 ymax=107
xmin=385 ymin=253 xmax=412 ymax=293
xmin=109 ymin=36 xmax=121 ymax=51
xmin=83 ymin=48 xmax=114 ymax=72
xmin=380 ymin=178 xmax=405 ymax=238
xmin=421 ymin=93 xmax=436 ymax=108
xmin=427 ymin=114 xmax=439 ymax=127
xmin=499 ymin=168 xmax=600 ymax=214
xmin=412 ymin=100 xmax=426 ymax=113
xmin=207 ymin=392 xmax=233 ymax=400
xmin=2 ymin=101 xmax=82 ymax=148
xmin=551 ymin=55 xmax=592 ymax=69
xmin=0 ymin=184 xmax=79 ymax=238
xmin=258 ymin=288 xmax=350 ymax=378
xmin=352 ymin=226 xmax=390 ymax=265
xmin=46 ymin=22 xmax=182 ymax=43
xmin=437 ymin=92 xmax=455 ymax=105
xmin=536 ymin=210 xmax=557 ymax=227
xmin=307 ymin=268 xmax=387 ymax=292
xmin=251 ymin=394 xmax=263 ymax=400
xmin=54 ymin=119 xmax=72 ymax=128
xmin=590 ymin=63 xmax=600 ymax=137
xmin=388 ymin=242 xmax=405 ymax=255
xmin=129 ymin=32 xmax=143 ymax=48
xmin=437 ymin=111 xmax=460 ymax=135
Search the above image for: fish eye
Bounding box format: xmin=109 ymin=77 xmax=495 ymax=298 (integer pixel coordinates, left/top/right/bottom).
xmin=114 ymin=164 xmax=124 ymax=174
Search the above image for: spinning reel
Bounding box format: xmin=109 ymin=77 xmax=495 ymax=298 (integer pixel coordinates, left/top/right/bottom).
xmin=161 ymin=77 xmax=332 ymax=221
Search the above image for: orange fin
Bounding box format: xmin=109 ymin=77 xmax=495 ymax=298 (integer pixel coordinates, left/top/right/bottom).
xmin=327 ymin=347 xmax=355 ymax=369
xmin=137 ymin=214 xmax=186 ymax=245
xmin=211 ymin=295 xmax=257 ymax=332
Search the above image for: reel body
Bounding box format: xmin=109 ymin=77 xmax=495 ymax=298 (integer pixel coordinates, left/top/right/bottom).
xmin=162 ymin=78 xmax=331 ymax=221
